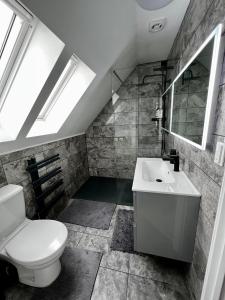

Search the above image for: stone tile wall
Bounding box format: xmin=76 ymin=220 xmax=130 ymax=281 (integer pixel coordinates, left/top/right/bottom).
xmin=86 ymin=63 xmax=163 ymax=179
xmin=0 ymin=134 xmax=89 ymax=219
xmin=166 ymin=0 xmax=225 ymax=299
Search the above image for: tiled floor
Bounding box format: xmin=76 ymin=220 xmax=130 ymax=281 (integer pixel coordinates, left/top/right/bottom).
xmin=5 ymin=205 xmax=190 ymax=300
xmin=64 ymin=205 xmax=190 ymax=300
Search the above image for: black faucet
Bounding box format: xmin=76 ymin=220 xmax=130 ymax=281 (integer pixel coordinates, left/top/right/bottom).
xmin=162 ymin=149 xmax=180 ymax=172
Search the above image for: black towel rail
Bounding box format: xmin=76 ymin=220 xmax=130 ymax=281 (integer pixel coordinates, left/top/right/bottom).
xmin=26 ymin=155 xmax=65 ymax=219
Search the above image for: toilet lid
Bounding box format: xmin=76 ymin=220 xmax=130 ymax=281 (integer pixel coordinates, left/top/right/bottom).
xmin=6 ymin=220 xmax=68 ymax=265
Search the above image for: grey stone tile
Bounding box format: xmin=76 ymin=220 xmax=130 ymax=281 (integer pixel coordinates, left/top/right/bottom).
xmin=95 ymin=168 xmax=117 ymax=178
xmin=186 ymin=263 xmax=204 ymax=300
xmin=138 ymin=148 xmax=162 ymax=158
xmin=196 ymin=208 xmax=214 ymax=259
xmin=191 ymin=238 xmax=207 ymax=285
xmin=89 ymin=168 xmax=98 ymax=176
xmin=101 ymin=250 xmax=130 ymax=273
xmin=64 ymin=222 xmax=86 ymax=233
xmin=174 ymin=78 xmax=189 ymax=95
xmin=93 ymin=125 xmax=115 ymax=137
xmin=88 ymin=147 xmax=114 ymax=160
xmin=91 ymin=267 xmax=128 ymax=300
xmin=214 ymin=85 xmax=225 ymax=136
xmin=138 ymin=125 xmax=159 ymax=137
xmin=117 ymin=84 xmax=138 ymax=99
xmin=127 ymin=275 xmax=190 ymax=300
xmin=138 ymin=136 xmax=161 ymax=149
xmin=114 ymin=112 xmax=137 ymax=125
xmin=116 ymin=168 xmax=135 ymax=179
xmin=172 ymin=108 xmax=187 ymax=123
xmin=113 ymin=99 xmax=138 ymax=113
xmin=188 ymin=93 xmax=207 ymax=108
xmin=201 ymin=178 xmax=220 ymax=225
xmin=3 ymin=159 xmax=29 ymax=184
xmin=129 ymin=254 xmax=186 ymax=289
xmin=172 ymin=122 xmax=186 ymax=136
xmin=87 ymin=137 xmax=115 ymax=150
xmin=0 ymin=162 xmax=7 ymax=186
xmin=77 ymin=233 xmax=110 ymax=253
xmin=139 ymin=97 xmax=158 ymax=112
xmin=186 ymin=108 xmax=205 ymax=122
xmin=139 ymin=111 xmax=156 ymax=124
xmin=88 ymin=157 xmax=115 ymax=169
xmin=220 ymin=52 xmax=225 ymax=85
xmin=114 ymin=136 xmax=138 ymax=148
xmin=138 ymin=82 xmax=162 ymax=97
xmin=66 ymin=230 xmax=83 ymax=248
xmin=173 ymin=93 xmax=188 ymax=108
xmin=185 ymin=122 xmax=204 ymax=136
xmin=93 ymin=113 xmax=115 ymax=126
xmin=115 ymin=125 xmax=138 ymax=137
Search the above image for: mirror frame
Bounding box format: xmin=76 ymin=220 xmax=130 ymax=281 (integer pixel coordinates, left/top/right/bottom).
xmin=163 ymin=23 xmax=224 ymax=150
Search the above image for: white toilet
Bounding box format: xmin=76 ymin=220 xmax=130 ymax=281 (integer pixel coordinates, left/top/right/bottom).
xmin=0 ymin=184 xmax=68 ymax=287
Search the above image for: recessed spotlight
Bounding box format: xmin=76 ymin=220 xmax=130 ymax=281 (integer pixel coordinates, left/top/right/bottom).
xmin=136 ymin=0 xmax=174 ymax=11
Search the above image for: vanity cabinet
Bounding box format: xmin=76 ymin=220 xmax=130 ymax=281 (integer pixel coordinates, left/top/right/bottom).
xmin=133 ymin=191 xmax=200 ymax=262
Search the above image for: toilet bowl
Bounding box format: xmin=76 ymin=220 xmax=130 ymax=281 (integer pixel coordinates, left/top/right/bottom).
xmin=0 ymin=184 xmax=68 ymax=287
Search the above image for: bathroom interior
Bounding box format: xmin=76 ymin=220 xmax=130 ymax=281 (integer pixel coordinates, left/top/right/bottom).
xmin=0 ymin=0 xmax=225 ymax=299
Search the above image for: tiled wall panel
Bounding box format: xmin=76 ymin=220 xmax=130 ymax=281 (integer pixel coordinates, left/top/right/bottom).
xmin=86 ymin=63 xmax=163 ymax=179
xmin=0 ymin=134 xmax=89 ymax=219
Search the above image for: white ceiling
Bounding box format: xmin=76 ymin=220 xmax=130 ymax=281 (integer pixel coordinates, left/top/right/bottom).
xmin=0 ymin=0 xmax=190 ymax=153
xmin=136 ymin=0 xmax=190 ymax=63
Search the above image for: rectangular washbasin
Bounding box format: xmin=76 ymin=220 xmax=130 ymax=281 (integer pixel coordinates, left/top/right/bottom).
xmin=132 ymin=158 xmax=201 ymax=196
xmin=142 ymin=160 xmax=175 ymax=183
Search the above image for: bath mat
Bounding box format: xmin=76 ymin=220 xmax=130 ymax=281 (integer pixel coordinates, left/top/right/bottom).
xmin=5 ymin=247 xmax=102 ymax=300
xmin=111 ymin=209 xmax=134 ymax=253
xmin=58 ymin=199 xmax=116 ymax=230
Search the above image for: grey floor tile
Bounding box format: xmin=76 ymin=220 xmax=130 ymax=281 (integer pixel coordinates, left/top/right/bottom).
xmin=91 ymin=267 xmax=128 ymax=300
xmin=64 ymin=222 xmax=86 ymax=233
xmin=101 ymin=250 xmax=130 ymax=273
xmin=85 ymin=226 xmax=114 ymax=238
xmin=129 ymin=254 xmax=186 ymax=289
xmin=77 ymin=233 xmax=110 ymax=253
xmin=6 ymin=248 xmax=102 ymax=300
xmin=66 ymin=230 xmax=83 ymax=248
xmin=127 ymin=275 xmax=190 ymax=300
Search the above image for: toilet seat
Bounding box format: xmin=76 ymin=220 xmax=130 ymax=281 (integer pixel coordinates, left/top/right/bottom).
xmin=5 ymin=220 xmax=67 ymax=267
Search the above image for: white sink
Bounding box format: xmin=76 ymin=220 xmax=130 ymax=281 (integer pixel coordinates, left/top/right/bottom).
xmin=142 ymin=160 xmax=175 ymax=183
xmin=132 ymin=157 xmax=201 ymax=262
xmin=133 ymin=157 xmax=200 ymax=196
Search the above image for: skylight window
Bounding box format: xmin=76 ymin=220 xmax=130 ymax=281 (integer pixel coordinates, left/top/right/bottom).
xmin=0 ymin=0 xmax=65 ymax=142
xmin=0 ymin=0 xmax=31 ymax=110
xmin=27 ymin=55 xmax=96 ymax=137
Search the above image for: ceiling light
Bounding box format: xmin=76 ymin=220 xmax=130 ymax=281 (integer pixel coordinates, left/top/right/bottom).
xmin=136 ymin=0 xmax=174 ymax=10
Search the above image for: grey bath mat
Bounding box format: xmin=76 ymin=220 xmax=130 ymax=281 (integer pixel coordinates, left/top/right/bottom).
xmin=58 ymin=199 xmax=116 ymax=230
xmin=5 ymin=247 xmax=102 ymax=300
xmin=111 ymin=209 xmax=134 ymax=253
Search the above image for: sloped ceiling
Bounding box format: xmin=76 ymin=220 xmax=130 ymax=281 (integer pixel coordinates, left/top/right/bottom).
xmin=0 ymin=0 xmax=189 ymax=153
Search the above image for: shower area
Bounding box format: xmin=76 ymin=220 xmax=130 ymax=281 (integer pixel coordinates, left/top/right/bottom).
xmin=86 ymin=61 xmax=173 ymax=181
